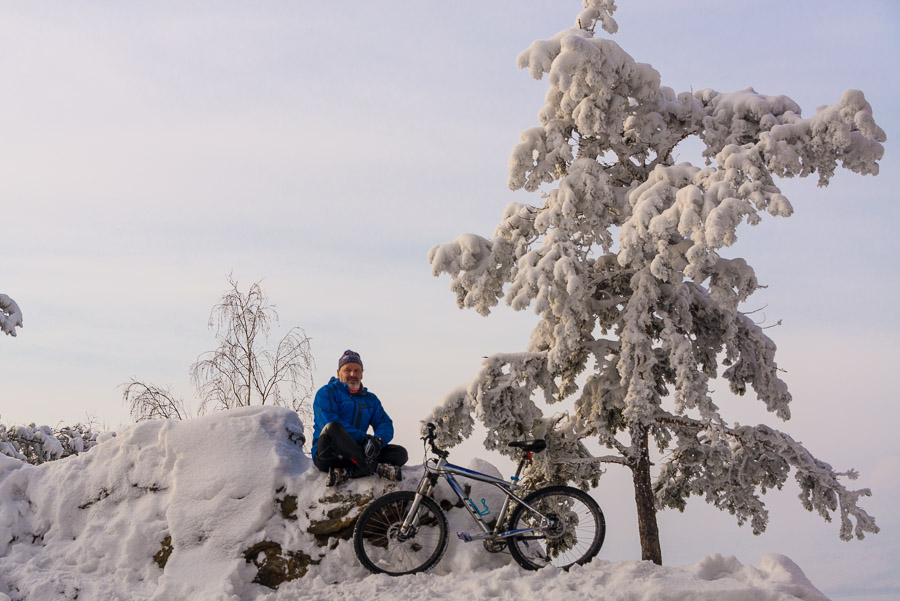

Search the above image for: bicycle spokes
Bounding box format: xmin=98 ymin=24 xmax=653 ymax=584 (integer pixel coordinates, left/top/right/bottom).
xmin=353 ymin=425 xmax=605 ymax=575
xmin=506 ymin=487 xmax=605 ymax=570
xmin=354 ymin=492 xmax=449 ymax=575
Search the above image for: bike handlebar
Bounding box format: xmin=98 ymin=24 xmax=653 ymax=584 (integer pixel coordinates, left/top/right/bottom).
xmin=422 ymin=422 xmax=449 ymax=458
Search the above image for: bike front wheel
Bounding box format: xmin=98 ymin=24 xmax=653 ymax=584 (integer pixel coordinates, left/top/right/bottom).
xmin=353 ymin=490 xmax=448 ymax=576
xmin=507 ymin=485 xmax=605 ymax=570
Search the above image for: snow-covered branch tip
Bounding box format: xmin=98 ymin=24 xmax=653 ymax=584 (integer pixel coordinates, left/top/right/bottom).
xmin=0 ymin=294 xmax=23 ymax=337
xmin=424 ymin=387 xmax=475 ymax=450
xmin=575 ymin=0 xmax=618 ymax=35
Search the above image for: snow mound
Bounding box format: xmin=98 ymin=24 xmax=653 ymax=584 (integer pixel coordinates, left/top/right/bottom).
xmin=0 ymin=407 xmax=831 ymax=601
xmin=0 ymin=406 xmax=310 ymax=600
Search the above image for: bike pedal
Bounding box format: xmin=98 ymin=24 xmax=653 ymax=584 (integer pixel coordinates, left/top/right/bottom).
xmin=456 ymin=531 xmax=473 ymax=542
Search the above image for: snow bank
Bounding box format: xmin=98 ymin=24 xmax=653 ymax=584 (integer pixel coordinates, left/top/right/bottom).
xmin=0 ymin=407 xmax=832 ymax=601
xmin=0 ymin=406 xmax=310 ymax=600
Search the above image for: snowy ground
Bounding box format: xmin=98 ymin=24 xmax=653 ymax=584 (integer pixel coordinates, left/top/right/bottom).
xmin=0 ymin=407 xmax=834 ymax=601
xmin=262 ymin=554 xmax=831 ymax=601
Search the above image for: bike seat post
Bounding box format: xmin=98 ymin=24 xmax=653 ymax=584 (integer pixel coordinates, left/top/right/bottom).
xmin=512 ymin=451 xmax=531 ymax=482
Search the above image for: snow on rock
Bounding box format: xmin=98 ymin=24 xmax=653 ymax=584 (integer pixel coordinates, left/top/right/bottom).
xmin=0 ymin=406 xmax=314 ymax=600
xmin=0 ymin=407 xmax=832 ymax=601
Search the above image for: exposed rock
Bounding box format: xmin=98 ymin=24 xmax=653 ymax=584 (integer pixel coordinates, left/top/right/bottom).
xmin=240 ymin=488 xmax=382 ymax=587
xmin=243 ymin=541 xmax=319 ymax=589
xmin=277 ymin=493 xmax=298 ymax=521
xmin=306 ymin=490 xmax=374 ymax=545
xmin=154 ymin=535 xmax=173 ymax=570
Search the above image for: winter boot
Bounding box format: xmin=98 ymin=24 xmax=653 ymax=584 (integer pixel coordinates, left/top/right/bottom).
xmin=326 ymin=467 xmax=349 ymax=487
xmin=376 ymin=463 xmax=402 ymax=482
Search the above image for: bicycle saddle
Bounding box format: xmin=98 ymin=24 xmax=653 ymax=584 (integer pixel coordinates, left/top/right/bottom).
xmin=507 ymin=439 xmax=547 ymax=452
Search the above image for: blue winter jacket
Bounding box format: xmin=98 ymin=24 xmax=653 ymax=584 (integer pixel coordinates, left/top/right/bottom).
xmin=310 ymin=377 xmax=394 ymax=458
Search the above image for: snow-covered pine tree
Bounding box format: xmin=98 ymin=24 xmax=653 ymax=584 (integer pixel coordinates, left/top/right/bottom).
xmin=427 ymin=0 xmax=883 ymax=565
xmin=0 ymin=294 xmax=23 ymax=337
xmin=0 ymin=421 xmax=100 ymax=465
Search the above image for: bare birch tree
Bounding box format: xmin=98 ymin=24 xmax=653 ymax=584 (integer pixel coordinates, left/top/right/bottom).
xmin=190 ymin=276 xmax=315 ymax=421
xmin=122 ymin=379 xmax=190 ymax=422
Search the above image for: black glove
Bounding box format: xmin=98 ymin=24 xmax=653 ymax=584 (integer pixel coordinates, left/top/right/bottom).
xmin=364 ymin=436 xmax=383 ymax=462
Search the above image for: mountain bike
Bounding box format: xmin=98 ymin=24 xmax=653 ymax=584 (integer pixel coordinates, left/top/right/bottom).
xmin=352 ymin=423 xmax=605 ymax=575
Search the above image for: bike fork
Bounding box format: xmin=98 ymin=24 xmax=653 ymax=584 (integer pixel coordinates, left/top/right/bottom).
xmin=399 ymin=476 xmax=436 ymax=537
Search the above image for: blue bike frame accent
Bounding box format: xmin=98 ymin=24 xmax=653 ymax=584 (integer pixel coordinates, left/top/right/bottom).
xmin=411 ymin=452 xmax=544 ymax=542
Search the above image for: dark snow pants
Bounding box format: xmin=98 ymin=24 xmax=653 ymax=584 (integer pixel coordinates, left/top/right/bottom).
xmin=313 ymin=421 xmax=408 ymax=478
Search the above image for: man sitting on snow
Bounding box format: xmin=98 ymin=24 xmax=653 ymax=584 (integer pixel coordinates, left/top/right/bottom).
xmin=310 ymin=350 xmax=408 ymax=487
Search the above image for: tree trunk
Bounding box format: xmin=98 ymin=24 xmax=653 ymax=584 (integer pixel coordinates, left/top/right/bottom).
xmin=631 ymin=429 xmax=662 ymax=564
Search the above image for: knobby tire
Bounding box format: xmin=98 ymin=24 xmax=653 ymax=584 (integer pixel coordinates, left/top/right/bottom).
xmin=506 ymin=485 xmax=605 ymax=571
xmin=353 ymin=490 xmax=448 ymax=576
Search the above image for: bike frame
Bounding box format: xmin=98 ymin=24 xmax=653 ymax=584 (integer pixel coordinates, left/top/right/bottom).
xmin=399 ymin=442 xmax=549 ymax=543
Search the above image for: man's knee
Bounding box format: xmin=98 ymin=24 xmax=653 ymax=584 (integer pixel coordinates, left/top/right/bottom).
xmin=314 ymin=422 xmax=350 ymax=468
xmin=313 ymin=452 xmax=330 ymax=473
xmin=320 ymin=421 xmax=348 ymax=438
xmin=381 ymin=444 xmax=408 ymax=467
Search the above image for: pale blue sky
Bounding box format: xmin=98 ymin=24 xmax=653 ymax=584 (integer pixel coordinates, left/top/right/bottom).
xmin=1 ymin=2 xmax=898 ymax=599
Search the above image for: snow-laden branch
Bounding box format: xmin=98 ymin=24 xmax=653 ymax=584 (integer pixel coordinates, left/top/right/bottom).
xmin=427 ymin=233 xmax=510 ymax=316
xmin=575 ymin=0 xmax=618 ymax=35
xmin=1 ymin=421 xmax=101 ymax=465
xmin=697 ymin=88 xmax=885 ymax=186
xmin=653 ymin=417 xmax=878 ymax=540
xmin=0 ymin=294 xmax=23 ymax=337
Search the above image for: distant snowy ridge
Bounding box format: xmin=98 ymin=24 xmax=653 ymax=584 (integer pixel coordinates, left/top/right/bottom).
xmin=0 ymin=407 xmax=832 ymax=601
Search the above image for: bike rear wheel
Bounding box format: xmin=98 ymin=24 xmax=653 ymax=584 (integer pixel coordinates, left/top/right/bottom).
xmin=507 ymin=485 xmax=605 ymax=570
xmin=353 ymin=490 xmax=448 ymax=576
